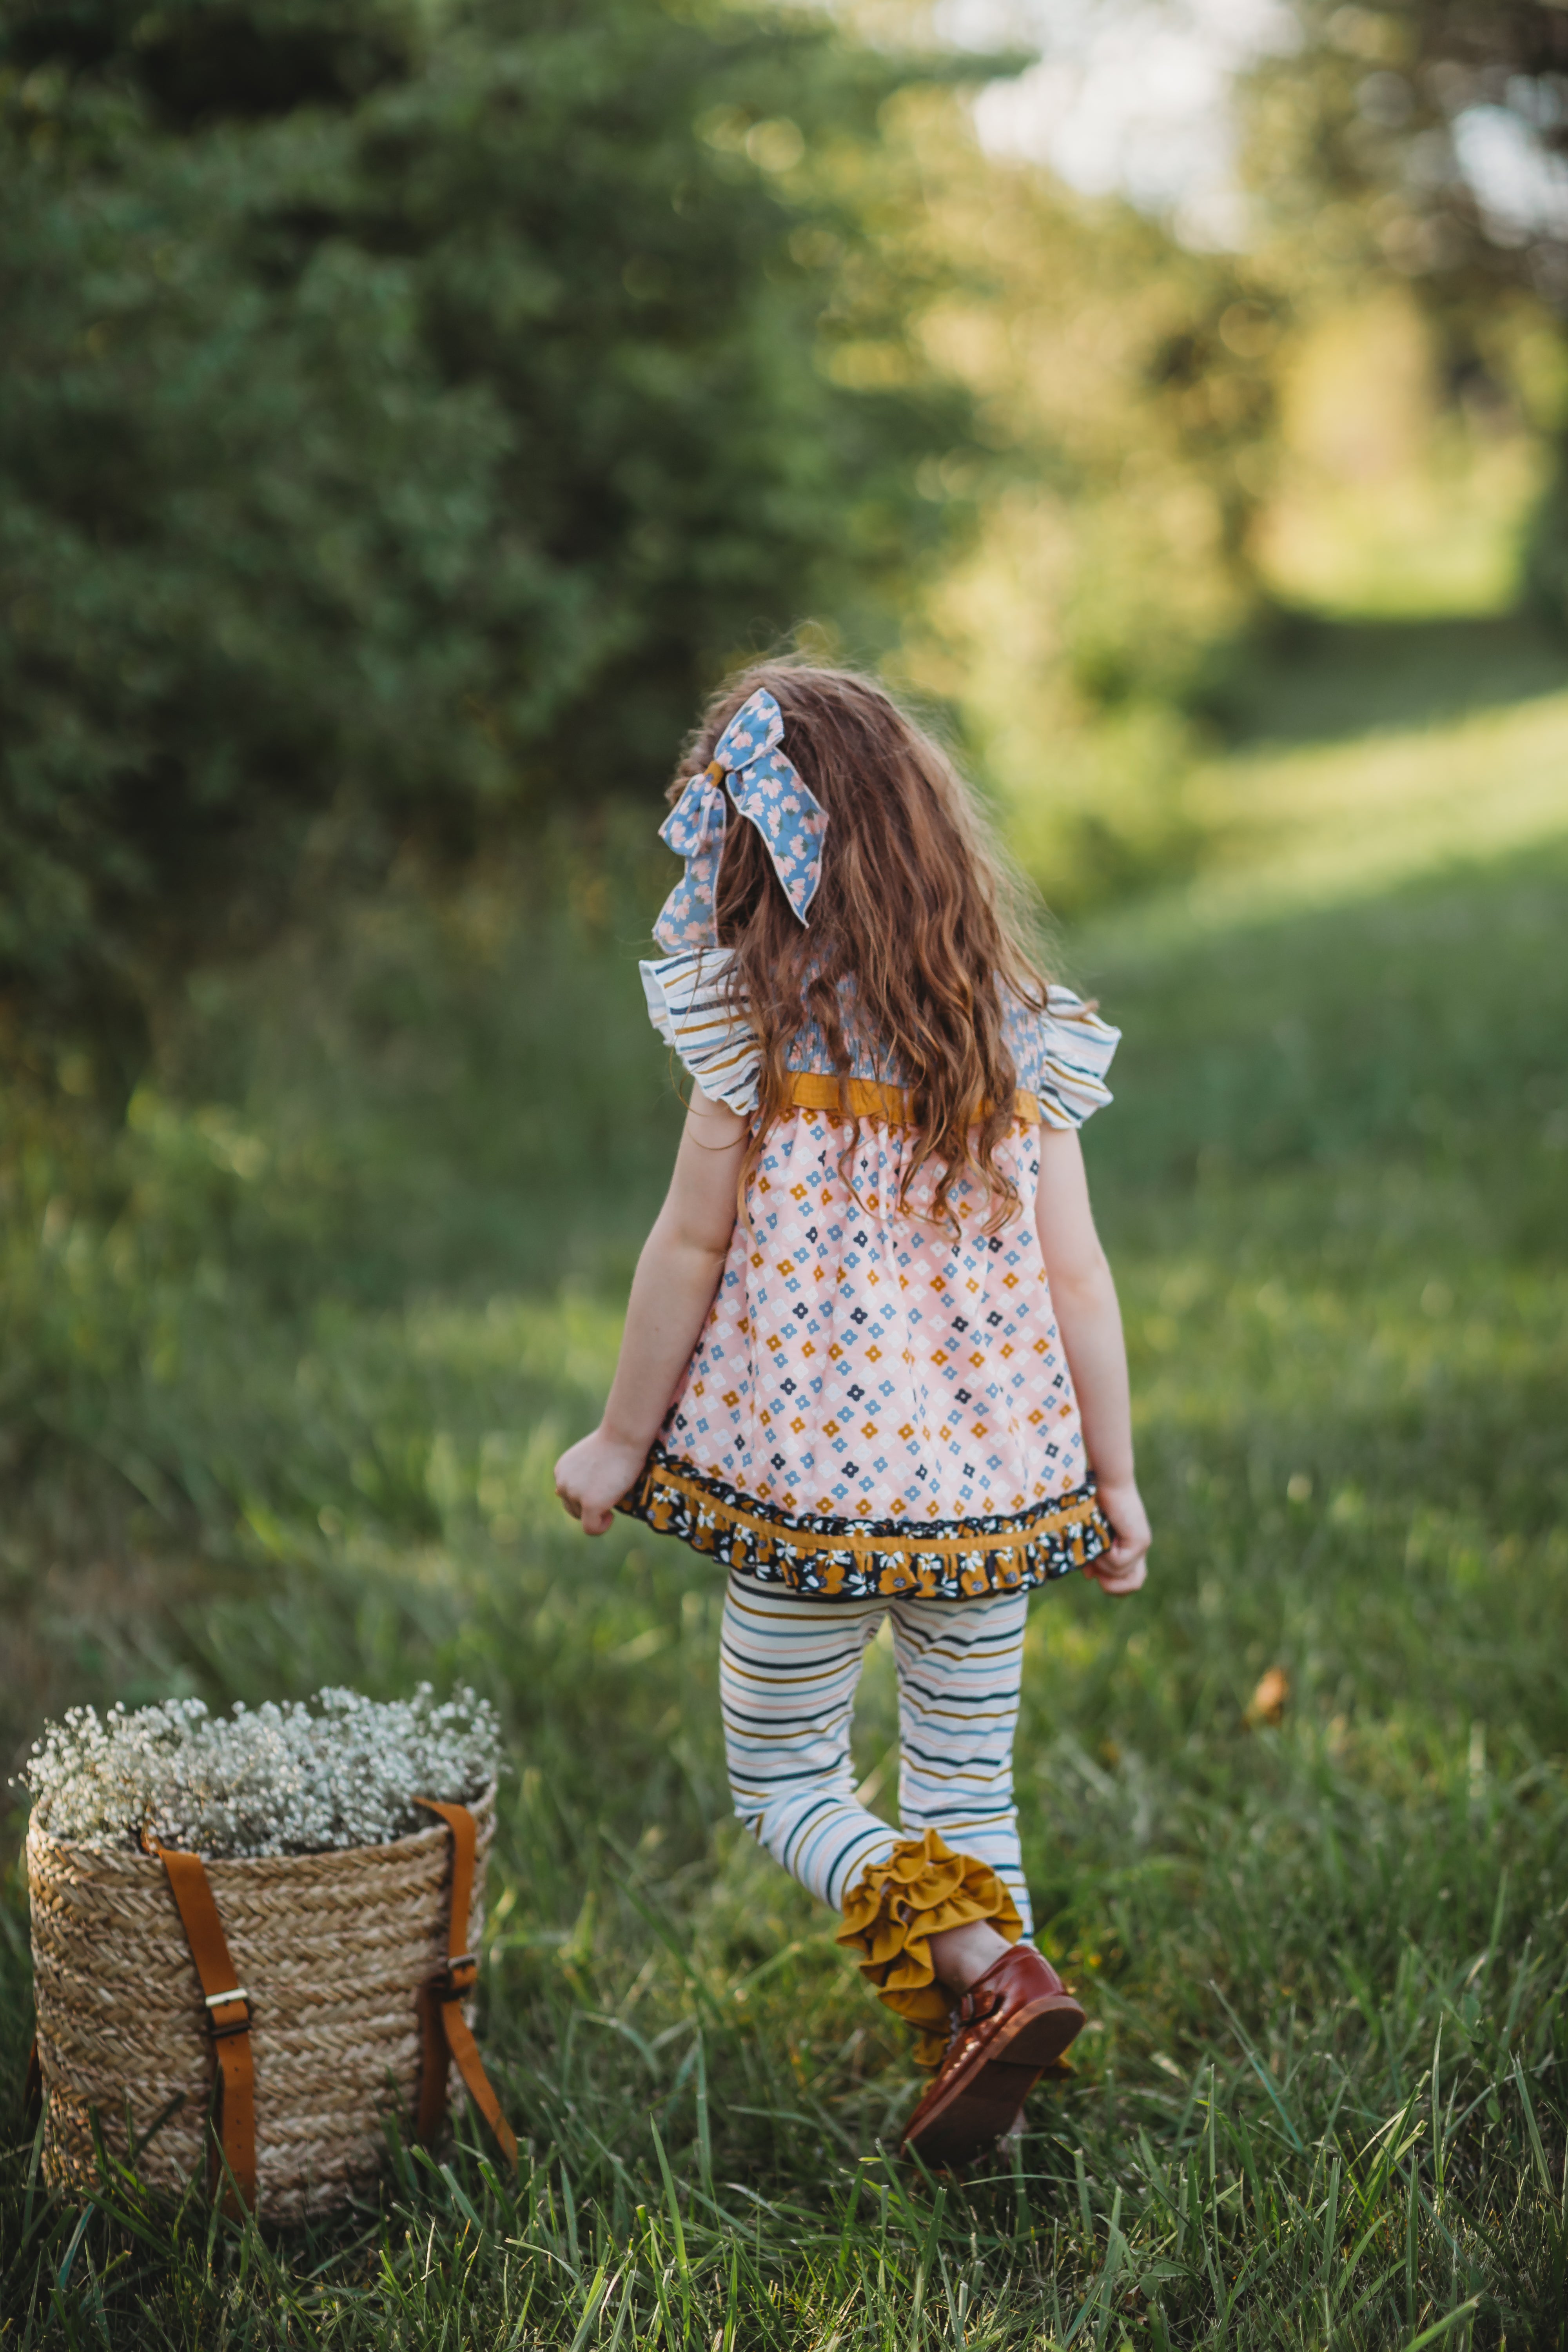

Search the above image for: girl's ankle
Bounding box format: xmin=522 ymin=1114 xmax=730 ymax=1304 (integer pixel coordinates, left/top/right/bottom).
xmin=927 ymin=1918 xmax=1015 ymax=1993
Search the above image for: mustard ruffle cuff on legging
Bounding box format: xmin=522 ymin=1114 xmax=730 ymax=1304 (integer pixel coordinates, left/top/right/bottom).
xmin=837 ymin=1828 xmax=1023 ymax=2068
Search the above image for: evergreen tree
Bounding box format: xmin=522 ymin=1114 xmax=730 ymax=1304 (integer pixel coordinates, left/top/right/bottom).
xmin=0 ymin=0 xmax=976 ymax=1087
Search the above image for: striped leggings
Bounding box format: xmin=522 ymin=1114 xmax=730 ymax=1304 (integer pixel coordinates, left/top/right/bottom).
xmin=719 ymin=1569 xmax=1033 ymax=1931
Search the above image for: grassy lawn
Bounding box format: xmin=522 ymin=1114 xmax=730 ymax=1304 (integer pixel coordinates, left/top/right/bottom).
xmin=2 ymin=668 xmax=1566 ymax=2345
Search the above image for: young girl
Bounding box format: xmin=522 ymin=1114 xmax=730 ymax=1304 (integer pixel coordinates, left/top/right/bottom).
xmin=555 ymin=665 xmax=1150 ymax=2166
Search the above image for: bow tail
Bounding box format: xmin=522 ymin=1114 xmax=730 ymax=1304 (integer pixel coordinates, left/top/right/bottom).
xmin=655 ymin=772 xmax=728 ymax=951
xmin=728 ymin=747 xmax=828 ymax=925
xmin=654 ymin=838 xmax=724 ymax=952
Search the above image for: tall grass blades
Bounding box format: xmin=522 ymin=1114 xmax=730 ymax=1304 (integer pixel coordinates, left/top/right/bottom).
xmin=2 ymin=835 xmax=1566 ymax=2346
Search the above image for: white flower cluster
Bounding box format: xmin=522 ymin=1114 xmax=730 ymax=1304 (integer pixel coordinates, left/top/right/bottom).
xmin=21 ymin=1684 xmax=500 ymax=1858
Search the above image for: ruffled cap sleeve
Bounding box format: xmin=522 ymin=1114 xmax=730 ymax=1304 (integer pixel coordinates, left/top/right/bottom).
xmin=1011 ymin=985 xmax=1120 ymax=1130
xmin=639 ymin=949 xmax=761 ymax=1116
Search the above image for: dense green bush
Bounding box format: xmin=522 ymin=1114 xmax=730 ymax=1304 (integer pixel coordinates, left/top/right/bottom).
xmin=0 ymin=0 xmax=977 ymax=1085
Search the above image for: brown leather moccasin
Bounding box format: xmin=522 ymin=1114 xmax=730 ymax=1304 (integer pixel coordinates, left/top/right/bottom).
xmin=899 ymin=1945 xmax=1085 ymax=2168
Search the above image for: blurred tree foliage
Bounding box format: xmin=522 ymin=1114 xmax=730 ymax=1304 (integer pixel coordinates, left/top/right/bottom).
xmin=1240 ymin=2 xmax=1568 ymax=620
xmin=891 ymin=116 xmax=1280 ymax=908
xmin=0 ymin=0 xmax=980 ymax=1091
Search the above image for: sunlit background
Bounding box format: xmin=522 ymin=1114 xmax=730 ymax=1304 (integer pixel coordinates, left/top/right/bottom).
xmin=3 ymin=2 xmax=1566 ymax=2341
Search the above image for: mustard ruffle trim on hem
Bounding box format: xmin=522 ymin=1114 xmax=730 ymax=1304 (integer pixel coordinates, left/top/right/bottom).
xmin=837 ymin=1829 xmax=1023 ymax=2069
xmin=617 ymin=1444 xmax=1111 ymax=1602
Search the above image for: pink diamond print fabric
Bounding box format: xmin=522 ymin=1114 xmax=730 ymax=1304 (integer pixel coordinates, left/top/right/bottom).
xmin=621 ymin=954 xmax=1122 ymax=1602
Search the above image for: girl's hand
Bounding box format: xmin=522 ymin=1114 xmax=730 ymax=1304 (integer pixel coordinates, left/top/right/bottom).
xmin=554 ymin=1428 xmax=649 ymax=1537
xmin=1087 ymin=1476 xmax=1151 ymax=1594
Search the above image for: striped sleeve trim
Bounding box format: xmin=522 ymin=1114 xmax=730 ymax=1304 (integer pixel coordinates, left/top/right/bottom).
xmin=1033 ymin=987 xmax=1120 ymax=1131
xmin=639 ymin=949 xmax=761 ymax=1116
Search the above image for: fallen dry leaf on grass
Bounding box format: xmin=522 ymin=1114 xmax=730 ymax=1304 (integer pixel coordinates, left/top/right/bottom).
xmin=1247 ymin=1666 xmax=1290 ymax=1726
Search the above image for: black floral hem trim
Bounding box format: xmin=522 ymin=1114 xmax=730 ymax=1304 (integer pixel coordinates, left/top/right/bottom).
xmin=616 ymin=1443 xmax=1111 ymax=1601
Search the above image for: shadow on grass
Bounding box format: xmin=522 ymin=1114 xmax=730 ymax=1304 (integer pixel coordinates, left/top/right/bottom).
xmin=1210 ymin=608 xmax=1567 ymax=751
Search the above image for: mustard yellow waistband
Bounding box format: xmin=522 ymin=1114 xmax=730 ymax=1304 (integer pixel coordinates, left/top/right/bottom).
xmin=783 ymin=1073 xmax=1039 ymax=1126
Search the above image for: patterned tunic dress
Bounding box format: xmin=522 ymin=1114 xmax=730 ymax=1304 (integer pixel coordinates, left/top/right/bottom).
xmin=618 ymin=949 xmax=1122 ymax=1602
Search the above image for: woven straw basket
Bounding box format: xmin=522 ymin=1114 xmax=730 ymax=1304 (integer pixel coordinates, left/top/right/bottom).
xmin=27 ymin=1783 xmax=495 ymax=2223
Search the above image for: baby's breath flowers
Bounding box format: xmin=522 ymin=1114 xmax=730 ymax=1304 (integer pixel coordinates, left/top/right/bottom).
xmin=21 ymin=1684 xmax=500 ymax=1858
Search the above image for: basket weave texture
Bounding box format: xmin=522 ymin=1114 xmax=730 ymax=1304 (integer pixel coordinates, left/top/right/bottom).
xmin=27 ymin=1783 xmax=495 ymax=2223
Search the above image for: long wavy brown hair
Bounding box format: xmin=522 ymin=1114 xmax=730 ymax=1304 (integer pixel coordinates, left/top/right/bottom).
xmin=668 ymin=661 xmax=1051 ymax=1232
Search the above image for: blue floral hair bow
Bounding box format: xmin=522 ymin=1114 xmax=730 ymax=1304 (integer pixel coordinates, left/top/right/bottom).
xmin=654 ymin=690 xmax=828 ymax=952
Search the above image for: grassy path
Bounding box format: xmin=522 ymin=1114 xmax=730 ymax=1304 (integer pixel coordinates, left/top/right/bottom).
xmin=2 ymin=713 xmax=1566 ymax=2343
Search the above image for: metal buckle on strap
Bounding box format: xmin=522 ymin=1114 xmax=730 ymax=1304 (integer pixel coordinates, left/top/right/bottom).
xmin=205 ymin=1986 xmax=251 ymax=2040
xmin=434 ymin=1952 xmax=477 ymax=2001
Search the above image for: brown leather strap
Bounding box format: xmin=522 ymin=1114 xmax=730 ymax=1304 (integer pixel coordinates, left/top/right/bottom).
xmin=413 ymin=1798 xmax=517 ymax=2167
xmin=143 ymin=1833 xmax=256 ymax=2214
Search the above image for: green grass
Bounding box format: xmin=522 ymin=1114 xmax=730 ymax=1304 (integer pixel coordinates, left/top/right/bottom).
xmin=2 ymin=811 xmax=1566 ymax=2341
xmin=1168 ymin=616 xmax=1568 ymax=942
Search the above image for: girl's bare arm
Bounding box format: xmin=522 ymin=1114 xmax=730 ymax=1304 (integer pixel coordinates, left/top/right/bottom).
xmin=1035 ymin=1123 xmax=1151 ymax=1592
xmin=554 ymin=1086 xmax=748 ymax=1534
